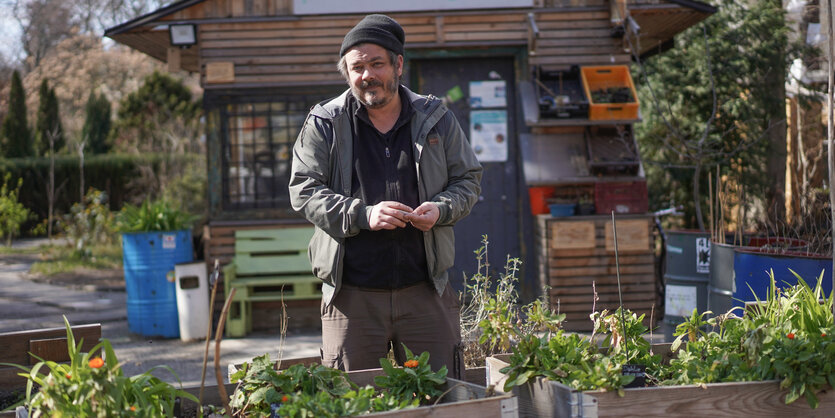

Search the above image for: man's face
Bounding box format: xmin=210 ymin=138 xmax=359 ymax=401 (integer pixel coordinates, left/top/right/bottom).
xmin=343 ymin=43 xmax=403 ymax=109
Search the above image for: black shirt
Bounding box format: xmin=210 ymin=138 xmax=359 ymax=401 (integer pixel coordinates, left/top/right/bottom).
xmin=342 ymin=88 xmax=429 ymax=289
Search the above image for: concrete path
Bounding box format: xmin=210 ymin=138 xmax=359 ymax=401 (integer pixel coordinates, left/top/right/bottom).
xmin=0 ymin=244 xmax=321 ymax=388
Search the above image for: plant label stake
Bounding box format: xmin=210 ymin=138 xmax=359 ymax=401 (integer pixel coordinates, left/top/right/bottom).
xmin=612 ymin=211 xmax=646 ymax=388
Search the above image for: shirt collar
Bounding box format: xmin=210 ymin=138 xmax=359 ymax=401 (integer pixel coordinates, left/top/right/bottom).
xmin=350 ymin=85 xmax=414 ymax=133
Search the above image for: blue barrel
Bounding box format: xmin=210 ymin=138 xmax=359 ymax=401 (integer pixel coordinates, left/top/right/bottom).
xmin=732 ymin=250 xmax=832 ymax=309
xmin=122 ymin=230 xmax=193 ymax=338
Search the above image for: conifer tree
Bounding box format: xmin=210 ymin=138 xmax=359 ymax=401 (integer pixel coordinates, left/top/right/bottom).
xmin=1 ymin=71 xmax=33 ymax=158
xmin=36 ymin=78 xmax=65 ymax=155
xmin=82 ymin=91 xmax=112 ymax=154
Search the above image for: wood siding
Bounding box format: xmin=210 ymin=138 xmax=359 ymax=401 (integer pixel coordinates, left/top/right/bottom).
xmin=536 ymin=214 xmax=658 ymax=332
xmin=197 ymin=8 xmax=627 ymax=87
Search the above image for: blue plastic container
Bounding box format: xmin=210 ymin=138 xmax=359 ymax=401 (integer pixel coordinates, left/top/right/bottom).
xmin=709 ymin=241 xmax=832 ymax=315
xmin=549 ymin=203 xmax=576 ymax=217
xmin=122 ymin=230 xmax=193 ymax=338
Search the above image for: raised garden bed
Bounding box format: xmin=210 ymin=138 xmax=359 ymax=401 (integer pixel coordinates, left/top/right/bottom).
xmin=181 ymin=367 xmax=515 ymax=417
xmin=487 ymin=353 xmax=835 ymax=417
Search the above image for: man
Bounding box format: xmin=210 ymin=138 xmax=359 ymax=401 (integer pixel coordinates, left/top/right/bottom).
xmin=288 ymin=14 xmax=482 ymax=377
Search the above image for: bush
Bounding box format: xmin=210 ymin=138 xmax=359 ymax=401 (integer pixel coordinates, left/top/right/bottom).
xmin=0 ymin=173 xmax=33 ymax=245
xmin=0 ymin=153 xmax=201 ymax=235
xmin=60 ymin=188 xmax=116 ymax=258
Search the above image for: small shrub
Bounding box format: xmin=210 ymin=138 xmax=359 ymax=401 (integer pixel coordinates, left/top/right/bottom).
xmin=60 ymin=188 xmax=116 ymax=258
xmin=0 ymin=173 xmax=33 ymax=245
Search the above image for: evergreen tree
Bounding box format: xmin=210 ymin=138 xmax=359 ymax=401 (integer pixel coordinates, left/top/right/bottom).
xmin=36 ymin=78 xmax=65 ymax=155
xmin=82 ymin=91 xmax=112 ymax=154
xmin=1 ymin=71 xmax=33 ymax=158
xmin=111 ymin=71 xmax=200 ymax=154
xmin=634 ymin=0 xmax=795 ymax=230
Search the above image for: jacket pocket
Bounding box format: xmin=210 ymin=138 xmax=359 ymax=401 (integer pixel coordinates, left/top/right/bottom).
xmin=430 ymin=225 xmax=455 ymax=277
xmin=309 ymin=228 xmax=339 ymax=287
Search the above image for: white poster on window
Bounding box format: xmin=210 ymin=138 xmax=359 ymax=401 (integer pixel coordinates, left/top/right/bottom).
xmin=469 ymin=80 xmax=506 ymax=108
xmin=470 ymin=110 xmax=507 ymax=162
xmin=665 ymin=284 xmax=697 ymax=318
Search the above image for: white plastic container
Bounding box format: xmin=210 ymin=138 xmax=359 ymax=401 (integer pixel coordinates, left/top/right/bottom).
xmin=174 ymin=261 xmax=210 ymax=342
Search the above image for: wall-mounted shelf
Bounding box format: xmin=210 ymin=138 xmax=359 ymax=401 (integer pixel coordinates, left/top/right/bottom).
xmin=519 ymin=80 xmax=641 ymax=127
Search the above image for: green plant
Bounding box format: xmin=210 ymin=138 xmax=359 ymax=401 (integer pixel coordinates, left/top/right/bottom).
xmin=117 ymin=198 xmax=197 ymax=233
xmin=2 ymin=316 xmax=197 ymax=417
xmin=461 ymin=236 xmax=564 ymax=367
xmin=658 ymin=271 xmax=835 ymax=408
xmin=374 ymin=345 xmax=448 ymax=403
xmin=0 ymin=173 xmax=33 ymax=245
xmin=229 ymin=348 xmax=450 ymax=417
xmin=60 ymin=188 xmax=116 ymax=258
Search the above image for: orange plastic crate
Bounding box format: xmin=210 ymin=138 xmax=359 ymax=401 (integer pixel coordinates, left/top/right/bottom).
xmin=580 ymin=65 xmax=639 ymax=120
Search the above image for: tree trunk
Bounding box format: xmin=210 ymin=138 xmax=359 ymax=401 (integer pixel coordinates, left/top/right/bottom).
xmin=693 ymin=162 xmax=706 ymax=232
xmin=765 ymin=0 xmax=788 ymax=226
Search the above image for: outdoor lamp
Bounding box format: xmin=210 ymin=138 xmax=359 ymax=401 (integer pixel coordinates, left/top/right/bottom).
xmin=169 ymin=24 xmax=196 ymax=47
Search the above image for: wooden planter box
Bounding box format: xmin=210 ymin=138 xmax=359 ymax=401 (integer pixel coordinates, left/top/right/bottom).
xmin=184 ymin=367 xmax=517 ymax=417
xmin=487 ymin=353 xmax=835 ymax=417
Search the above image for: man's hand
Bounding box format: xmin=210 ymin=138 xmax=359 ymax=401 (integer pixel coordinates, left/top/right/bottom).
xmin=369 ymin=201 xmax=414 ymax=231
xmin=406 ymin=202 xmax=439 ymax=231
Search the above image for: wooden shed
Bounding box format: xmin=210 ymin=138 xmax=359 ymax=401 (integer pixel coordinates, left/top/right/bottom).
xmin=106 ymin=0 xmax=715 ymax=333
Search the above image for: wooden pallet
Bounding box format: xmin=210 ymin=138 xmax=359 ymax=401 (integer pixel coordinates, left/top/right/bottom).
xmin=536 ymin=214 xmax=658 ymax=332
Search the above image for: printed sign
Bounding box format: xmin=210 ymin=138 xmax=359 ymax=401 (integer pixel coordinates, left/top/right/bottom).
xmin=470 ymin=110 xmax=507 ymax=162
xmin=696 ymin=237 xmax=711 ymax=274
xmin=469 ymin=80 xmax=506 ymax=108
xmin=162 ymin=234 xmax=177 ymax=250
xmin=665 ymin=284 xmax=697 ymax=318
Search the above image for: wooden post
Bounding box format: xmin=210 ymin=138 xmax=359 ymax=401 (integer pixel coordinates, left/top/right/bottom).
xmin=826 ymin=0 xmax=835 ymax=321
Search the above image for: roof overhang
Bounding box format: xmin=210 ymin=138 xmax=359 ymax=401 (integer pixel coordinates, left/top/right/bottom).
xmin=630 ymin=0 xmax=717 ymax=59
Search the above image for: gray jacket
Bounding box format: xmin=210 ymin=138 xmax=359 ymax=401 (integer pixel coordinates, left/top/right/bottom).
xmin=289 ymin=86 xmax=482 ymax=305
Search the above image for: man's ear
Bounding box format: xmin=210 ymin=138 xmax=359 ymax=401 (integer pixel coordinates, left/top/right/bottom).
xmin=396 ymin=55 xmax=404 ymax=77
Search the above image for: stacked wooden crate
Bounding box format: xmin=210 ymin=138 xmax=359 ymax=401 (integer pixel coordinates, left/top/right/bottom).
xmin=536 ymin=214 xmax=657 ymax=332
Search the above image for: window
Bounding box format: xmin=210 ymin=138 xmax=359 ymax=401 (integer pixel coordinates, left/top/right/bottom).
xmin=220 ymin=96 xmax=323 ymax=210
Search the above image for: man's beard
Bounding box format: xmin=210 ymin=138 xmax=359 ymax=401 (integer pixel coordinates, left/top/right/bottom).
xmin=351 ymin=76 xmax=399 ymax=109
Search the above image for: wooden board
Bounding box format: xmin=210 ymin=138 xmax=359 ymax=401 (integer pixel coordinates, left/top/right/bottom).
xmin=0 ymin=324 xmax=101 ymax=390
xmin=604 ymin=219 xmax=651 ymax=253
xmin=551 ymin=221 xmax=596 ymax=250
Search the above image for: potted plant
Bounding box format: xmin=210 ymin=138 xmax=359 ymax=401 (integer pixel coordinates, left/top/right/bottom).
xmin=117 ymin=199 xmax=198 ymax=338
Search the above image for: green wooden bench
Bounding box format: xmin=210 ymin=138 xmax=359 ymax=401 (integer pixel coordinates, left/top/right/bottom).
xmin=224 ymin=226 xmax=320 ymax=337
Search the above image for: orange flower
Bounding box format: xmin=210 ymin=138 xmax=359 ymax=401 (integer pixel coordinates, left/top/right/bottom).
xmin=130 ymin=406 xmax=136 ymax=412
xmin=65 ymin=373 xmax=71 ymax=379
xmin=404 ymin=359 xmax=419 ymax=368
xmin=787 ymin=333 xmax=795 ymax=340
xmin=89 ymin=357 xmax=104 ymax=368
xmin=281 ymin=395 xmax=289 ymax=402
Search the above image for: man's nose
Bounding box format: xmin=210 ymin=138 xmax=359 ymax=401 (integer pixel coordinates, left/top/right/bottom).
xmin=361 ymin=68 xmax=374 ymax=80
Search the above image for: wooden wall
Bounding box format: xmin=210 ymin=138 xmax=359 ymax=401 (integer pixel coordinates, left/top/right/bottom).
xmin=536 ymin=215 xmax=658 ymax=332
xmin=195 ymin=7 xmax=626 ymax=87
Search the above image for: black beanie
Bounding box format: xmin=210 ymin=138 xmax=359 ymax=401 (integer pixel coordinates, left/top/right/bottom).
xmin=340 ymin=14 xmax=405 ymax=57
